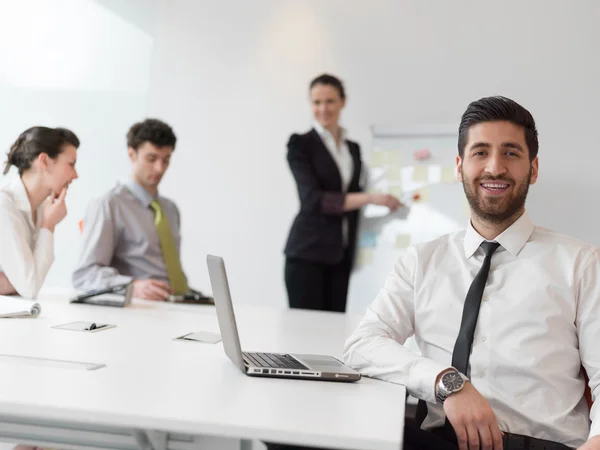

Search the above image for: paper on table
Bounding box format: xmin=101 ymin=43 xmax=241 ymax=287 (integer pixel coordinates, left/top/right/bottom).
xmin=0 ymin=296 xmax=41 ymax=318
xmin=175 ymin=331 xmax=222 ymax=344
xmin=0 ymin=354 xmax=104 ymax=370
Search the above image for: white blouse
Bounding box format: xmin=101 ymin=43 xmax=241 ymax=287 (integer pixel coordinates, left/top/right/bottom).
xmin=0 ymin=177 xmax=54 ymax=298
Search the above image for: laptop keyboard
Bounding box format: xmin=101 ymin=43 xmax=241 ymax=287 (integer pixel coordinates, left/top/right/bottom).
xmin=244 ymin=352 xmax=309 ymax=370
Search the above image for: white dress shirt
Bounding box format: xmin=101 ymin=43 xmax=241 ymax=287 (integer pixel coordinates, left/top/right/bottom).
xmin=343 ymin=212 xmax=600 ymax=448
xmin=313 ymin=121 xmax=354 ymax=246
xmin=0 ymin=177 xmax=54 ymax=299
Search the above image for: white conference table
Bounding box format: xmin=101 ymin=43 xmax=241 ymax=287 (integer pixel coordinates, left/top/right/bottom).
xmin=0 ymin=291 xmax=405 ymax=450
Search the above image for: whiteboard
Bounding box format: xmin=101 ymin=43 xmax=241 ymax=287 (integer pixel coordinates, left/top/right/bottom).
xmin=349 ymin=124 xmax=469 ymax=313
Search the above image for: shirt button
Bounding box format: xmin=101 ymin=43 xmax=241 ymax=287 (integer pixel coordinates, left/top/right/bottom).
xmin=481 ymin=336 xmax=487 ymax=343
xmin=482 ymin=297 xmax=488 ymax=302
xmin=478 ymin=371 xmax=485 ymax=378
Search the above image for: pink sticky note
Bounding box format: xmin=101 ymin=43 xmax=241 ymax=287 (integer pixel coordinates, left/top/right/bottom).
xmin=414 ymin=148 xmax=431 ymax=161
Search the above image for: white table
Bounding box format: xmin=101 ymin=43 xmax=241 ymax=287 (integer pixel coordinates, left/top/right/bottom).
xmin=0 ymin=293 xmax=405 ymax=450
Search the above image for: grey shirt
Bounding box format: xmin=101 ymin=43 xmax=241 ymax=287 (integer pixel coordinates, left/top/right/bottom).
xmin=72 ymin=181 xmax=187 ymax=290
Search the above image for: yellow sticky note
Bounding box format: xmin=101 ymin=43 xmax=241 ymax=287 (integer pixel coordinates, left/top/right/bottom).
xmin=388 ymin=152 xmax=403 ymax=166
xmin=387 ymin=166 xmax=402 ymax=182
xmin=413 ymin=187 xmax=430 ymax=203
xmin=412 ymin=166 xmax=429 ymax=183
xmin=441 ymin=166 xmax=456 ymax=183
xmin=395 ymin=234 xmax=411 ymax=249
xmin=356 ymin=248 xmax=374 ymax=267
xmin=463 ymin=199 xmax=471 ymax=216
xmin=388 ymin=185 xmax=403 ymax=199
xmin=370 ymin=151 xmax=387 ymax=167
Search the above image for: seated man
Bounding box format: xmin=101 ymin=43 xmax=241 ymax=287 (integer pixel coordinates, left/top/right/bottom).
xmin=343 ymin=96 xmax=599 ymax=450
xmin=73 ymin=118 xmax=197 ymax=301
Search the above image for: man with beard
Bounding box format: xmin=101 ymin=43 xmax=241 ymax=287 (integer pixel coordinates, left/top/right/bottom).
xmin=343 ymin=97 xmax=600 ymax=450
xmin=72 ymin=119 xmax=192 ymax=301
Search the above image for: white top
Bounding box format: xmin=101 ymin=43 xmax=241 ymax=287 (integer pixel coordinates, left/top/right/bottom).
xmin=313 ymin=121 xmax=354 ymax=246
xmin=0 ymin=177 xmax=54 ymax=298
xmin=343 ymin=212 xmax=600 ymax=448
xmin=313 ymin=121 xmax=353 ymax=193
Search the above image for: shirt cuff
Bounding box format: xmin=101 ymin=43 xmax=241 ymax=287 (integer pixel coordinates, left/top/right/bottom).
xmin=409 ymin=359 xmax=453 ymax=404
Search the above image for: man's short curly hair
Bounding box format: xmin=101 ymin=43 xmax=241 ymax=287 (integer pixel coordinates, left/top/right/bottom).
xmin=127 ymin=118 xmax=177 ymax=151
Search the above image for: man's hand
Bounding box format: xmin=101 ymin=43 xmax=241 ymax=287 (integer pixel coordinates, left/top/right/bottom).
xmin=444 ymin=381 xmax=503 ymax=450
xmin=0 ymin=272 xmax=16 ymax=295
xmin=132 ymin=279 xmax=173 ymax=301
xmin=578 ymin=435 xmax=600 ymax=450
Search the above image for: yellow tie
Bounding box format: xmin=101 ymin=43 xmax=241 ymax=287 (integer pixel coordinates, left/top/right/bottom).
xmin=149 ymin=200 xmax=188 ymax=294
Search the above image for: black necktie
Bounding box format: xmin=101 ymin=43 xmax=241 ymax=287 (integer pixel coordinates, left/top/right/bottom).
xmin=415 ymin=241 xmax=500 ymax=427
xmin=451 ymin=241 xmax=500 ymax=376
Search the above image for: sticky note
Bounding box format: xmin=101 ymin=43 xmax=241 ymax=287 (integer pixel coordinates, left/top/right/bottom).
xmin=414 ymin=187 xmax=430 ymax=203
xmin=370 ymin=151 xmax=387 ymax=167
xmin=414 ymin=148 xmax=431 ymax=161
xmin=388 ymin=185 xmax=403 ymax=199
xmin=412 ymin=166 xmax=429 ymax=183
xmin=387 ymin=166 xmax=402 ymax=182
xmin=441 ymin=166 xmax=456 ymax=183
xmin=388 ymin=152 xmax=403 ymax=166
xmin=395 ymin=234 xmax=411 ymax=249
xmin=463 ymin=199 xmax=471 ymax=216
xmin=359 ymin=231 xmax=377 ymax=248
xmin=356 ymin=249 xmax=374 ymax=267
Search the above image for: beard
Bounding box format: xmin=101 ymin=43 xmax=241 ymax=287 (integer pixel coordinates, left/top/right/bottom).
xmin=462 ymin=167 xmax=532 ymax=224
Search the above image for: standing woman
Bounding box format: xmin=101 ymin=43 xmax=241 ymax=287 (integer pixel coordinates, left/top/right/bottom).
xmin=284 ymin=74 xmax=401 ymax=313
xmin=0 ymin=127 xmax=79 ymax=299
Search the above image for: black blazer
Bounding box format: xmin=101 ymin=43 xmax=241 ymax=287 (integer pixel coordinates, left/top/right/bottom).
xmin=284 ymin=129 xmax=363 ymax=265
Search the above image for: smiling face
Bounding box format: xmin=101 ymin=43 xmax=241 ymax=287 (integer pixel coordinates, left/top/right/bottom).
xmin=457 ymin=120 xmax=538 ymax=224
xmin=310 ymin=83 xmax=345 ymax=131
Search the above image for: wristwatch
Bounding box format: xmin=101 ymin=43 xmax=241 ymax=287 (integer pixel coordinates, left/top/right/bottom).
xmin=436 ymin=369 xmax=468 ymax=404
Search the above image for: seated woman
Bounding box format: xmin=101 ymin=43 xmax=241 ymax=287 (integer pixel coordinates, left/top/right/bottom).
xmin=0 ymin=126 xmax=79 ymax=298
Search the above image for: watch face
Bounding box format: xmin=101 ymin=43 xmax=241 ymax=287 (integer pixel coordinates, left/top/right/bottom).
xmin=442 ymin=371 xmax=464 ymax=391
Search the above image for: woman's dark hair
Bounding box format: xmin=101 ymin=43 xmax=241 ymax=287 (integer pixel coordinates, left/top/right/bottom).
xmin=127 ymin=118 xmax=177 ymax=151
xmin=458 ymin=96 xmax=538 ymax=161
xmin=309 ymin=74 xmax=346 ymax=100
xmin=4 ymin=126 xmax=80 ymax=175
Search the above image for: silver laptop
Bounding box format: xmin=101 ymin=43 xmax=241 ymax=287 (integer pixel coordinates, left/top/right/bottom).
xmin=207 ymin=255 xmax=361 ymax=382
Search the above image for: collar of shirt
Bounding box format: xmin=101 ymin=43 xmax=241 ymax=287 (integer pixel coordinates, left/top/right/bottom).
xmin=8 ymin=176 xmax=32 ymax=213
xmin=463 ymin=211 xmax=535 ymax=259
xmin=313 ymin=121 xmax=347 ymax=148
xmin=7 ymin=176 xmax=44 ymax=229
xmin=125 ymin=179 xmax=158 ymax=208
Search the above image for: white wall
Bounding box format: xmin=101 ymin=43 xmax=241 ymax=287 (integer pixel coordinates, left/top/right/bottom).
xmin=147 ymin=0 xmax=600 ymax=312
xmin=0 ymin=0 xmax=157 ymax=288
xmin=2 ymin=1 xmax=598 ymax=308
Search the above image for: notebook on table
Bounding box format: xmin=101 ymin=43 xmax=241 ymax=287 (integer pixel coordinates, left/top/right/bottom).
xmin=0 ymin=296 xmax=41 ymax=318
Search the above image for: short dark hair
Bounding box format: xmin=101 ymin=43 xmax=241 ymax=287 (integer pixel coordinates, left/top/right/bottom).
xmin=458 ymin=96 xmax=538 ymax=161
xmin=4 ymin=126 xmax=80 ymax=175
xmin=309 ymin=74 xmax=346 ymax=100
xmin=127 ymin=118 xmax=176 ymax=151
